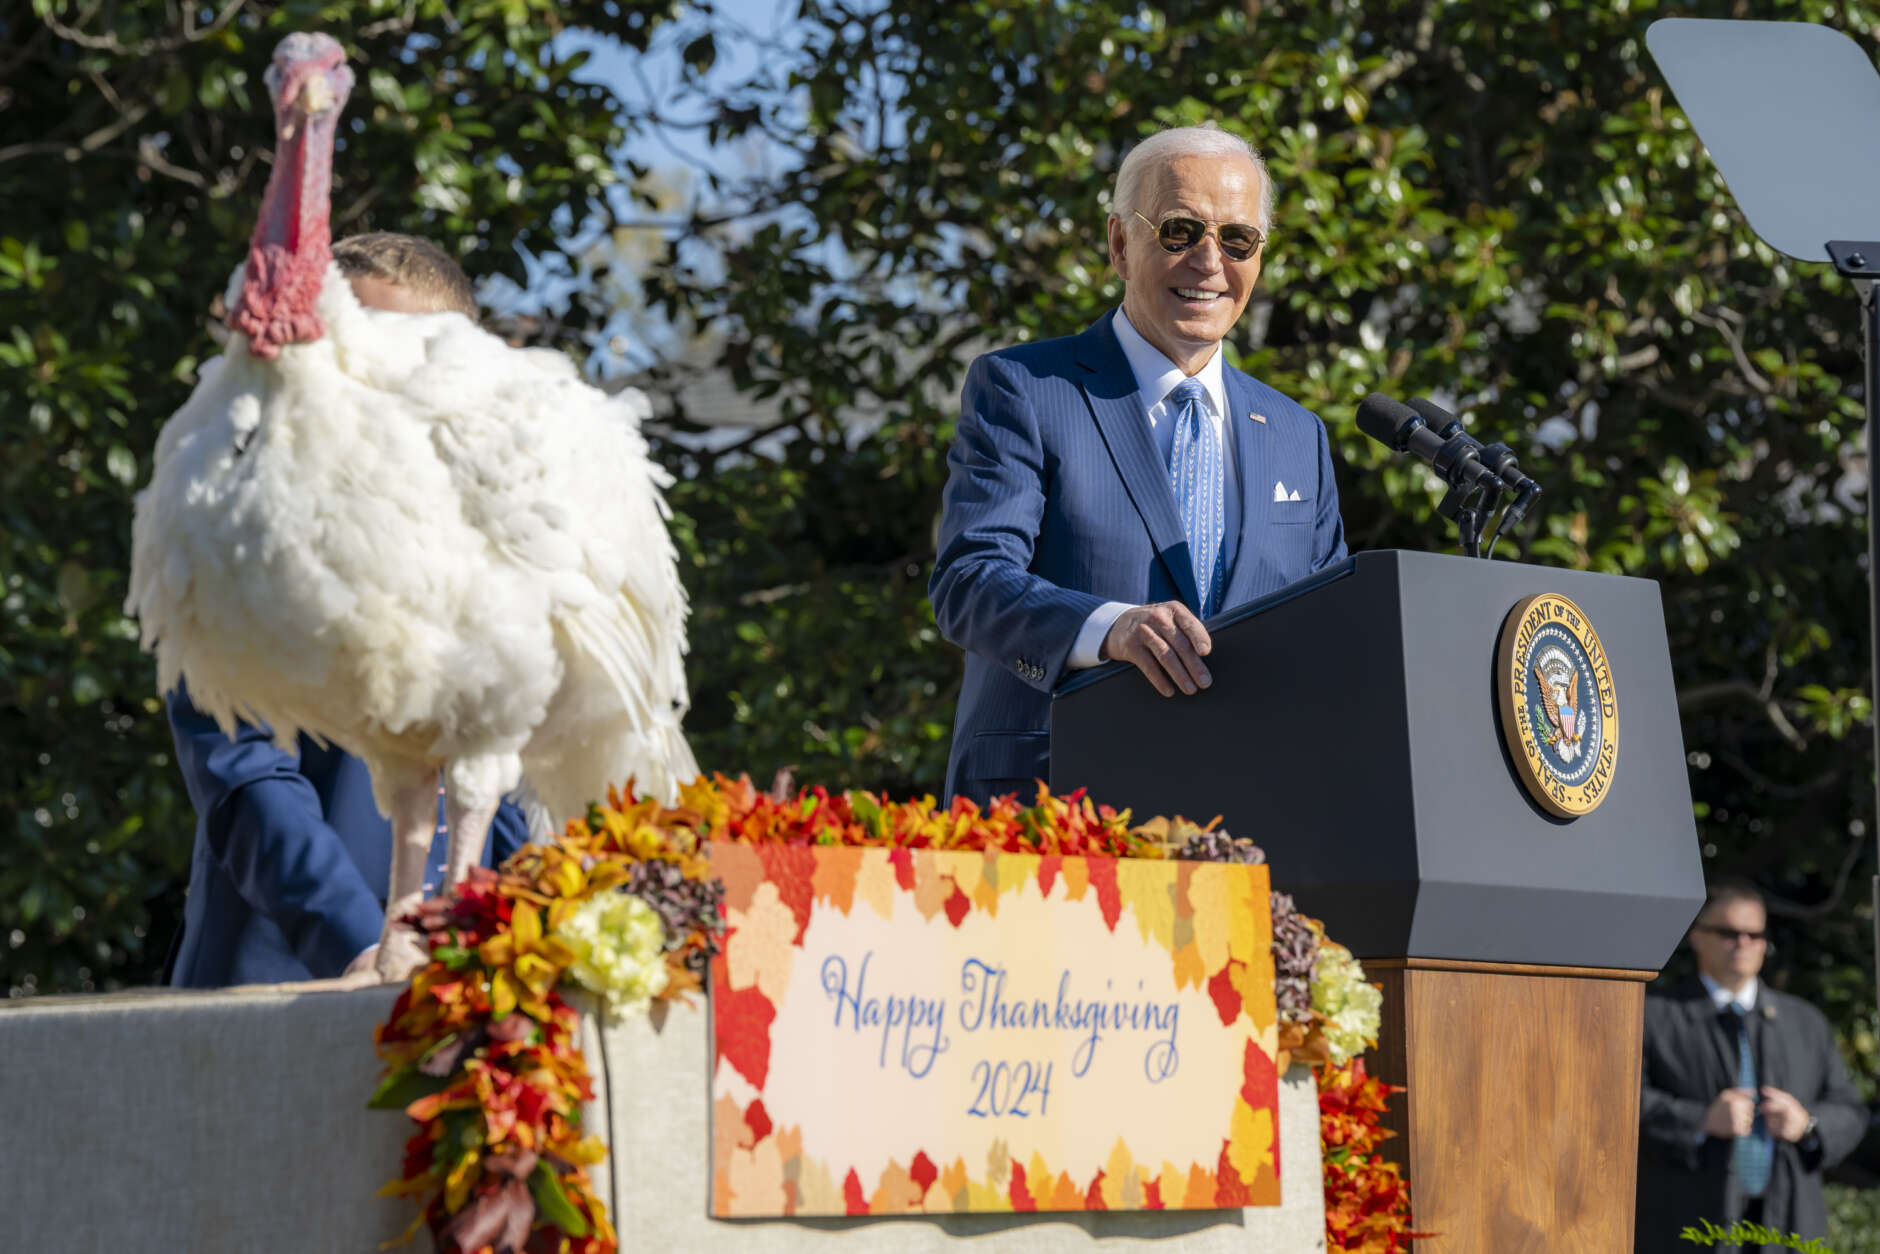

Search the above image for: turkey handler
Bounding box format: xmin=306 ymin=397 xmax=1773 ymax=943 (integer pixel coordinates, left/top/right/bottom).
xmin=162 ymin=233 xmax=530 ymax=989
xmin=929 ymin=124 xmax=1348 ymax=804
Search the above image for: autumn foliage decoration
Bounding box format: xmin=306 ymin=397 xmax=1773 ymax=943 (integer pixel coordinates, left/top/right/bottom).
xmin=1317 ymin=1059 xmax=1430 ymax=1253
xmin=371 ymin=773 xmax=1421 ymax=1252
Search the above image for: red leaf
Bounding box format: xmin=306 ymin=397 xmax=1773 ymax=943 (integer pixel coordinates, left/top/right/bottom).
xmin=745 ymin=1099 xmax=773 ymax=1142
xmin=713 ymin=983 xmax=776 ymax=1089
xmin=888 ymin=847 xmax=917 ymax=891
xmin=756 ymin=843 xmax=819 ymax=942
xmin=1207 ymin=962 xmax=1242 ymax=1025
xmin=1213 ymin=1142 xmax=1253 ymax=1207
xmin=1240 ymin=1038 xmax=1278 ymax=1111
xmin=1083 ymin=1169 xmax=1108 ymax=1210
xmin=1085 ymin=856 xmax=1122 ymax=930
xmin=1008 ymin=1159 xmax=1035 ymax=1212
xmin=1143 ymin=1177 xmax=1165 ymax=1210
xmin=843 ymin=1168 xmax=868 ymax=1216
xmin=1036 ymin=855 xmax=1060 ymax=899
xmin=909 ymin=1151 xmax=938 ymax=1195
xmin=942 ymin=883 xmax=972 ymax=928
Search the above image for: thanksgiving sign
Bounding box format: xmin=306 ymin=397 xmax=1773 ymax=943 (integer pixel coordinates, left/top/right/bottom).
xmin=706 ymin=843 xmax=1282 ymax=1216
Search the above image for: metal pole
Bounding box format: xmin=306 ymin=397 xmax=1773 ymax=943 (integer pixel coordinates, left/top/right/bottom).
xmin=1864 ymin=278 xmax=1880 ymax=1013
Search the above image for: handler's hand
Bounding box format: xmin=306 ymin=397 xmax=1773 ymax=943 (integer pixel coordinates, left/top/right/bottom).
xmin=1702 ymin=1087 xmax=1757 ymax=1139
xmin=1759 ymin=1086 xmax=1812 ymax=1142
xmin=1101 ymin=601 xmax=1212 ymax=697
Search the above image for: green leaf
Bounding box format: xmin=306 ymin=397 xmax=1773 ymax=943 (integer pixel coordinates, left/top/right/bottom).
xmin=367 ymin=1067 xmax=451 ymax=1111
xmin=528 ymin=1161 xmax=590 ymax=1236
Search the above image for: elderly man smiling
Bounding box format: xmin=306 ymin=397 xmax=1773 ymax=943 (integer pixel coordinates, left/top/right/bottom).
xmin=930 ymin=124 xmax=1347 ymax=805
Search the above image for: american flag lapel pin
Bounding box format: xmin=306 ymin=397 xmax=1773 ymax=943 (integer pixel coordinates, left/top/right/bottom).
xmin=1248 ymin=411 xmax=1267 ymax=424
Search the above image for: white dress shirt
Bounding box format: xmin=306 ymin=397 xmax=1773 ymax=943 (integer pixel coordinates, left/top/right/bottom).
xmin=1065 ymin=308 xmax=1237 ymax=669
xmin=1699 ymin=970 xmax=1759 ymax=1013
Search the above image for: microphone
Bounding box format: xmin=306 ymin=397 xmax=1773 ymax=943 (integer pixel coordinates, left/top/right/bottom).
xmin=1404 ymin=398 xmax=1542 ymax=530
xmin=1354 ymin=393 xmax=1506 ymax=496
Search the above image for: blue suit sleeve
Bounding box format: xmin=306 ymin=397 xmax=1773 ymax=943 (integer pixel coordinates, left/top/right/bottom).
xmin=1312 ymin=417 xmax=1349 ymax=570
xmin=929 ymin=353 xmax=1105 ymax=690
xmin=489 ymin=798 xmax=531 ymax=867
xmin=166 ymin=690 xmax=384 ymax=977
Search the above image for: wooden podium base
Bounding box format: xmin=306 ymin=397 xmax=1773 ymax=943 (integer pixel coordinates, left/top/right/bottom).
xmin=1367 ymin=958 xmax=1652 ymax=1253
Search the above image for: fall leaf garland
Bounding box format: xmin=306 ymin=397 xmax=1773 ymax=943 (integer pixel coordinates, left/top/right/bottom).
xmin=371 ymin=774 xmax=1421 ymax=1253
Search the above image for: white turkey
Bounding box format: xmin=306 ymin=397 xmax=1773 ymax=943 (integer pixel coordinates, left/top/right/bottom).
xmin=127 ymin=32 xmax=698 ymax=981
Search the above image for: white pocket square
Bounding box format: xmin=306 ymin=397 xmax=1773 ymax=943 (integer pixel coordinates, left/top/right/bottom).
xmin=1273 ymin=481 xmax=1303 ymax=503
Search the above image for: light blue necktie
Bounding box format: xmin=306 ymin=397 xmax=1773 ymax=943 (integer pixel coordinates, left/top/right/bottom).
xmin=1166 ymin=378 xmax=1225 ymax=616
xmin=1727 ymin=1002 xmax=1773 ymax=1197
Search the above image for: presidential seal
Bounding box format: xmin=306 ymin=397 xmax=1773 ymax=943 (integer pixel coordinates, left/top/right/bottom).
xmin=1496 ymin=593 xmax=1619 ymax=817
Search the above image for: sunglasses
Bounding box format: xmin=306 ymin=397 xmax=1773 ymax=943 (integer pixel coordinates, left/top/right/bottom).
xmin=1696 ymin=925 xmax=1767 ymax=944
xmin=1133 ymin=211 xmax=1267 ymax=262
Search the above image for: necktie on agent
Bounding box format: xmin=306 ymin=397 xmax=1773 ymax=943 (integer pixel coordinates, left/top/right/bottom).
xmin=1727 ymin=1002 xmax=1773 ymax=1197
xmin=1166 ymin=378 xmax=1225 ymax=617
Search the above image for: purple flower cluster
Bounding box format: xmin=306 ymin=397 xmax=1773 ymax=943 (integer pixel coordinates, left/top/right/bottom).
xmin=1176 ymin=827 xmax=1267 ymax=865
xmin=1270 ymin=890 xmax=1320 ymax=1024
xmin=626 ymin=858 xmax=725 ymax=976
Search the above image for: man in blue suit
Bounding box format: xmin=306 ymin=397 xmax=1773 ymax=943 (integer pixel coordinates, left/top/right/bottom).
xmin=931 ymin=125 xmax=1347 ymax=804
xmin=164 ymin=687 xmax=530 ymax=987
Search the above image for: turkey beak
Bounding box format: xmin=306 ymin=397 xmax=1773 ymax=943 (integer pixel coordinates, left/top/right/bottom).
xmin=277 ymin=71 xmax=333 ymax=140
xmin=299 ymin=73 xmax=334 ymax=116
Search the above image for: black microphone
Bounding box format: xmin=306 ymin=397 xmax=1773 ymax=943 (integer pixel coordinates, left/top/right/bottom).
xmin=1354 ymin=393 xmax=1506 ymax=496
xmin=1404 ymin=398 xmax=1542 ymax=530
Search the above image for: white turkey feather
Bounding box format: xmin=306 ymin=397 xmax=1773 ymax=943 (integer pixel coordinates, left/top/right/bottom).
xmin=128 ymin=262 xmax=696 ymax=821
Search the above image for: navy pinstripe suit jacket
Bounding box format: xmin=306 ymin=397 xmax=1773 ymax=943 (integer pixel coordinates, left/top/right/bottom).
xmin=930 ymin=309 xmax=1348 ymax=804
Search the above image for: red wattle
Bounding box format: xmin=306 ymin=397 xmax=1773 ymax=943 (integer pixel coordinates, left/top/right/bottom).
xmin=231 ymin=242 xmax=328 ymax=361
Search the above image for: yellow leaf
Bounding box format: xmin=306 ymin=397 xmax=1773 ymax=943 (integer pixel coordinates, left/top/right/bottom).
xmin=490 ymin=969 xmax=520 ymax=1019
xmin=1116 ymin=860 xmax=1175 ymax=952
xmin=1226 ymin=1101 xmax=1274 ymax=1186
xmin=478 ymin=934 xmax=515 ymax=967
xmin=1185 ymin=867 xmax=1231 ymax=973
xmin=1059 ymin=856 xmax=1090 ymax=902
xmin=511 ymin=902 xmax=543 ymax=947
xmin=1170 ymin=941 xmax=1206 ymax=992
xmin=1100 ymin=1137 xmax=1137 ymax=1209
xmin=794 ymin=1154 xmax=845 ymax=1215
xmin=854 ymin=848 xmax=898 ymax=920
xmin=444 ymin=1148 xmax=480 ymax=1213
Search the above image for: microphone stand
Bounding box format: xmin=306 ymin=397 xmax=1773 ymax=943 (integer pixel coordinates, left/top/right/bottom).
xmin=1427 ymin=420 xmax=1505 ymax=559
xmin=1437 ymin=479 xmax=1499 ymax=559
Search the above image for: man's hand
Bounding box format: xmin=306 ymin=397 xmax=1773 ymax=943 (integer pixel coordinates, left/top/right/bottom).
xmin=1759 ymin=1086 xmax=1812 ymax=1142
xmin=1101 ymin=601 xmax=1212 ymax=697
xmin=1702 ymin=1087 xmax=1757 ymax=1138
xmin=342 ymin=944 xmax=380 ymax=978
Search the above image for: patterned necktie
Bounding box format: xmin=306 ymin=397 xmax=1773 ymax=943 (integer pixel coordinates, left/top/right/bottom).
xmin=1166 ymin=378 xmax=1225 ymax=616
xmin=1727 ymin=1003 xmax=1773 ymax=1197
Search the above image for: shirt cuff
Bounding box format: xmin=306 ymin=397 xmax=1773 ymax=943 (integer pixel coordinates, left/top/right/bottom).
xmin=1068 ymin=601 xmax=1134 ymax=670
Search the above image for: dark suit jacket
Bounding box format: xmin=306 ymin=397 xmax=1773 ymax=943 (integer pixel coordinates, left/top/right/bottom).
xmin=1636 ymin=978 xmax=1866 ymax=1250
xmin=929 ymin=310 xmax=1346 ymax=803
xmin=164 ymin=686 xmax=529 ymax=988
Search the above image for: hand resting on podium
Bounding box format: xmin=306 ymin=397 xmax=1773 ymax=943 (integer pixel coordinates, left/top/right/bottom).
xmin=1101 ymin=600 xmax=1214 ymax=697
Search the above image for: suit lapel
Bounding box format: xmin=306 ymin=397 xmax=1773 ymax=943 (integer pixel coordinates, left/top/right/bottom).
xmin=1223 ymin=367 xmax=1268 ymax=603
xmin=1075 ymin=313 xmax=1200 ymax=609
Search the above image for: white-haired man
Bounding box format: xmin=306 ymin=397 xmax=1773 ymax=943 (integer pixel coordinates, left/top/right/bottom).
xmin=930 ymin=125 xmax=1347 ymax=804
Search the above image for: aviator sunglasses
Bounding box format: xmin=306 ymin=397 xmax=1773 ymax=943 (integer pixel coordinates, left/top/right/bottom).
xmin=1133 ymin=211 xmax=1266 ymax=262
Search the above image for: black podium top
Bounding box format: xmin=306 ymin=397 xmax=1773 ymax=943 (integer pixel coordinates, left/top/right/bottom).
xmin=1051 ymin=550 xmax=1705 ymax=972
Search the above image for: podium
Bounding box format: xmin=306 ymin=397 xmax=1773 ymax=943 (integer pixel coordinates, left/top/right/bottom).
xmin=1051 ymin=550 xmax=1706 ymax=1252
